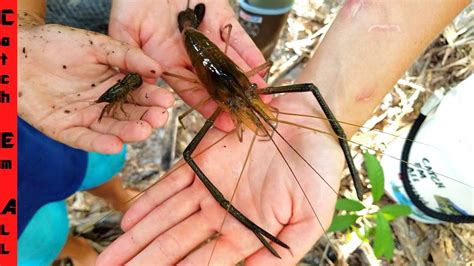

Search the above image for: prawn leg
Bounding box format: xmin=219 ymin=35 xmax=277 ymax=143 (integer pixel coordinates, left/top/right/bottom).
xmin=163 ymin=71 xmax=200 ymax=83
xmin=98 ymin=103 xmax=113 ymax=122
xmin=259 ymin=83 xmax=363 ymax=200
xmin=178 ymin=97 xmax=211 ymax=129
xmin=119 ymin=99 xmax=128 ymax=118
xmin=245 ymin=61 xmax=273 ymax=79
xmin=183 ymin=108 xmax=289 ymax=258
xmin=221 ymin=24 xmax=232 ymax=55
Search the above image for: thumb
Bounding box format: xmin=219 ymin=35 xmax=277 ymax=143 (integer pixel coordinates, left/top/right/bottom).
xmin=92 ymin=33 xmax=162 ymax=79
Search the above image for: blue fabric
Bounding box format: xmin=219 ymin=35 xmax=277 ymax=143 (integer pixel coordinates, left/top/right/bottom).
xmin=18 ymin=201 xmax=69 ymax=266
xmin=80 ymin=147 xmax=126 ymax=190
xmin=18 ymin=118 xmax=87 ymax=236
xmin=18 ymin=118 xmax=126 ymax=265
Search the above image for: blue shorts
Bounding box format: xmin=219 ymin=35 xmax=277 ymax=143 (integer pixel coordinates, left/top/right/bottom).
xmin=18 ymin=118 xmax=126 ymax=265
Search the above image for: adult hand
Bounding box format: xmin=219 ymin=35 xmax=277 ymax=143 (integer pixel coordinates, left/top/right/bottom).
xmin=97 ymin=94 xmax=343 ymax=265
xmin=109 ymin=0 xmax=268 ymax=131
xmin=19 ymin=19 xmax=174 ymax=153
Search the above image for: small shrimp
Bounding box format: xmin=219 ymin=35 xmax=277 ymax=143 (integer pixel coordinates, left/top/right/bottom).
xmin=95 ymin=73 xmax=143 ymax=122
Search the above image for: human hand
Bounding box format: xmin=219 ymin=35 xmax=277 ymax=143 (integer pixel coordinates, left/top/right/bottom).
xmin=19 ymin=21 xmax=174 ymax=153
xmin=97 ymin=93 xmax=344 ymax=265
xmin=109 ymin=0 xmax=268 ymax=131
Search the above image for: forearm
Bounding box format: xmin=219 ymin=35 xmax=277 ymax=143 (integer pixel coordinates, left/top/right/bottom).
xmin=296 ymin=0 xmax=469 ymax=137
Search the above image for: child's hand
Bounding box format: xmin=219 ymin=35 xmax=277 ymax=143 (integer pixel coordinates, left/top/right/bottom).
xmin=109 ymin=0 xmax=268 ymax=131
xmin=19 ymin=22 xmax=174 ymax=153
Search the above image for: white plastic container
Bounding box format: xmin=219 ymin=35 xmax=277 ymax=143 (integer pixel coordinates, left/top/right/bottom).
xmin=381 ymin=75 xmax=474 ymax=223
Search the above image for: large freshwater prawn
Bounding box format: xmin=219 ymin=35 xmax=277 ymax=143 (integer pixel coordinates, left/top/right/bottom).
xmin=95 ymin=2 xmax=474 ymax=265
xmin=158 ymin=2 xmax=364 ymax=260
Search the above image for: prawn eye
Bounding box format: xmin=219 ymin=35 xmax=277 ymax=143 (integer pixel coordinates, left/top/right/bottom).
xmin=249 ymin=83 xmax=258 ymax=91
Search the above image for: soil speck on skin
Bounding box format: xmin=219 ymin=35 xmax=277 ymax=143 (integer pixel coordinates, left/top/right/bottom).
xmin=111 ymin=51 xmax=115 ymax=54
xmin=224 ymin=145 xmax=227 ymax=148
xmin=24 ymin=55 xmax=28 ymax=58
xmin=62 ymin=65 xmax=67 ymax=69
xmin=64 ymin=110 xmax=71 ymax=113
xmin=18 ymin=91 xmax=23 ymax=97
xmin=89 ymin=40 xmax=93 ymax=45
xmin=117 ymin=79 xmax=121 ymax=82
xmin=145 ymin=93 xmax=149 ymax=99
xmin=77 ymin=93 xmax=81 ymax=97
xmin=150 ymin=70 xmax=156 ymax=74
xmin=58 ymin=30 xmax=61 ymax=33
xmin=91 ymin=84 xmax=96 ymax=87
xmin=52 ymin=105 xmax=56 ymax=109
xmin=161 ymin=111 xmax=166 ymax=114
xmin=22 ymin=47 xmax=26 ymax=54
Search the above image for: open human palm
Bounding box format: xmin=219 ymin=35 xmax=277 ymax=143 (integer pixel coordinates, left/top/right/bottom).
xmin=97 ymin=93 xmax=344 ymax=265
xmin=109 ymin=0 xmax=269 ymax=131
xmin=19 ymin=23 xmax=174 ymax=153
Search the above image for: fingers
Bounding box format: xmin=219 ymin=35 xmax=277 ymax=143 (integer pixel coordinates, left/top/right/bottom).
xmin=127 ymin=212 xmax=215 ymax=265
xmin=179 ymin=199 xmax=281 ymax=265
xmin=227 ymin=21 xmax=266 ymax=75
xmin=179 ymin=226 xmax=257 ymax=266
xmin=97 ymin=186 xmax=203 ymax=265
xmin=108 ymin=19 xmax=141 ymax=48
xmin=245 ymin=219 xmax=324 ymax=266
xmin=90 ymin=117 xmax=153 ymax=143
xmin=161 ymin=68 xmax=208 ymax=108
xmin=55 ymin=127 xmax=123 ymax=154
xmin=131 ymin=83 xmax=174 ymax=108
xmin=92 ymin=34 xmax=162 ymax=79
xmin=91 ymin=80 xmax=172 ymax=129
xmin=121 ymin=164 xmax=194 ymax=230
xmin=244 ymin=185 xmax=338 ymax=266
xmin=95 ymin=102 xmax=169 ymax=129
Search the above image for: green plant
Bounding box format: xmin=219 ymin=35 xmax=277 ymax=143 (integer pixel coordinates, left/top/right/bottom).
xmin=328 ymin=152 xmax=412 ymax=260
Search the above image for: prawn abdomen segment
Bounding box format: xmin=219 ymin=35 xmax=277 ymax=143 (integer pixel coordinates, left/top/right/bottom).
xmin=183 ymin=28 xmax=276 ymax=134
xmin=96 ymin=73 xmax=143 ymax=103
xmin=183 ymin=29 xmax=250 ymax=94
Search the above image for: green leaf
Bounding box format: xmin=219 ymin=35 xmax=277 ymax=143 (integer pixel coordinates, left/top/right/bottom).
xmin=380 ymin=204 xmax=412 ymax=221
xmin=363 ymin=152 xmax=384 ymax=203
xmin=335 ymin=198 xmax=365 ymax=212
xmin=373 ymin=212 xmax=394 ymax=260
xmin=328 ymin=214 xmax=359 ymax=232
